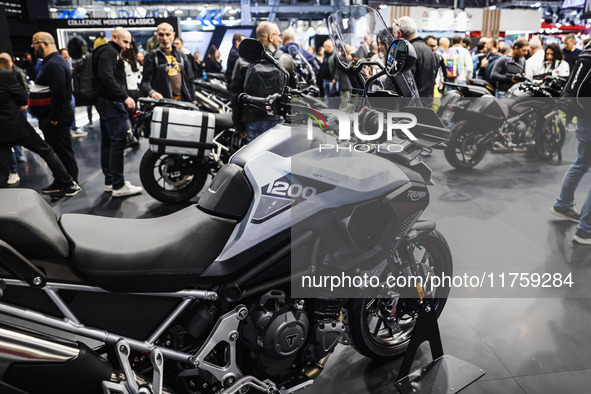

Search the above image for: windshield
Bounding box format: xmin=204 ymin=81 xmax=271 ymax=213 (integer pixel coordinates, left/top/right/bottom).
xmin=328 ymin=5 xmax=393 ymax=70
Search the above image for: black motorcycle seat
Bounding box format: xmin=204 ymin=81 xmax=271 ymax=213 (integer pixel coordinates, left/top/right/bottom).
xmin=195 ymin=80 xmax=231 ymax=99
xmin=139 ymin=97 xmax=199 ymax=111
xmin=0 ymin=189 xmax=69 ymax=259
xmin=212 ymin=112 xmax=234 ymax=131
xmin=468 ymin=78 xmax=493 ymax=90
xmin=60 ymin=206 xmax=236 ymax=292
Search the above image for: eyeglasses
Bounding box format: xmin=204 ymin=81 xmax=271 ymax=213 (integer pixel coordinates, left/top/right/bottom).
xmin=31 ymin=41 xmax=46 ymax=46
xmin=268 ymin=33 xmax=282 ymax=39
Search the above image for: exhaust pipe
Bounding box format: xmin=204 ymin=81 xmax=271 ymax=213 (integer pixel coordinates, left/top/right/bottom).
xmin=0 ymin=326 xmax=79 ymax=362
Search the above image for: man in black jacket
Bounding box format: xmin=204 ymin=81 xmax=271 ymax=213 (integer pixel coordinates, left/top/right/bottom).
xmin=140 ymin=23 xmax=195 ymax=102
xmin=231 ymin=21 xmax=297 ymax=142
xmin=490 ymin=38 xmax=529 ymax=97
xmin=0 ymin=58 xmax=79 ymax=195
xmin=29 ymin=31 xmax=80 ymax=193
xmin=94 ymin=27 xmax=143 ymax=197
xmin=226 ymin=33 xmax=245 ymax=82
xmin=397 ymin=17 xmax=437 ymax=100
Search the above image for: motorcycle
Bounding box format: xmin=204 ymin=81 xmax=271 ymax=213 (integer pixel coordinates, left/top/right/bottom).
xmin=194 ymin=79 xmax=232 ymax=114
xmin=444 ymin=73 xmax=567 ymax=169
xmin=134 ymin=59 xmax=324 ymax=204
xmin=438 ymin=78 xmax=494 ymax=127
xmin=0 ymin=5 xmax=452 ymax=394
xmin=135 ymin=97 xmax=243 ymax=203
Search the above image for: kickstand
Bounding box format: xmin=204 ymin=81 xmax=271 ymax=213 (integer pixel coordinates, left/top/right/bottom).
xmin=395 ymin=298 xmax=485 ymax=393
xmin=396 ymin=298 xmax=443 ymax=381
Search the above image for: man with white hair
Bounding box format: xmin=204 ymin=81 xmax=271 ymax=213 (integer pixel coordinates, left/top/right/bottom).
xmin=357 ymin=35 xmax=373 ymax=60
xmin=397 ymin=16 xmax=438 ymax=98
xmin=525 ymin=35 xmax=544 ymax=79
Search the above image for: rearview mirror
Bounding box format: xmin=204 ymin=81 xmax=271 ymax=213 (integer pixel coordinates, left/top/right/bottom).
xmin=239 ymin=38 xmax=265 ymax=63
xmin=385 ymin=39 xmax=416 ymax=76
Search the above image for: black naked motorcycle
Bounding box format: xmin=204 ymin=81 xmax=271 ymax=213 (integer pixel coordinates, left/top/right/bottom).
xmin=437 ymin=78 xmax=494 ymax=128
xmin=0 ymin=6 xmax=452 ymax=394
xmin=134 ymin=97 xmax=243 ymax=203
xmin=444 ymin=74 xmax=567 ymax=169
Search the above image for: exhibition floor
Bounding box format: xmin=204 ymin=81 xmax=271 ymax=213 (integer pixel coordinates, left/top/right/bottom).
xmin=5 ymin=109 xmax=591 ymax=393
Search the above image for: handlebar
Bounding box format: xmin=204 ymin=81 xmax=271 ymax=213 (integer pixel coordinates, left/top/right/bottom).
xmin=238 ymin=93 xmax=287 ymax=116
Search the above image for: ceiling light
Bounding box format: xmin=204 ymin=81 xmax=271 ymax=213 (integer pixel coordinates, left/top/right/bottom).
xmin=104 ymin=7 xmax=111 ymax=12
xmin=49 ymin=7 xmax=57 ymax=12
xmin=174 ymin=10 xmax=183 ymax=15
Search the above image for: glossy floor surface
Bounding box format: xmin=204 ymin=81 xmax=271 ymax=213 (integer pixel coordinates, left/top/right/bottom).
xmin=4 ymin=109 xmax=591 ymax=393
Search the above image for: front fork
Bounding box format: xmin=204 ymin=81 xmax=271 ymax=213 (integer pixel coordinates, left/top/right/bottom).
xmin=385 ymin=224 xmax=436 ymax=300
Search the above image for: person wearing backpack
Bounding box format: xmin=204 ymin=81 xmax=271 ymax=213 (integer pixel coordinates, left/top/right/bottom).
xmin=140 ymin=23 xmax=195 ymax=102
xmin=93 ymin=27 xmax=143 ymax=198
xmin=231 ymin=21 xmax=297 ymax=142
xmin=280 ymin=28 xmax=320 ymax=82
xmin=443 ymin=35 xmax=473 ymax=84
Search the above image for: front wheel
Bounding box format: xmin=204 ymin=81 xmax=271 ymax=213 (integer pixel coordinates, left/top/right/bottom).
xmin=343 ymin=230 xmax=453 ymax=359
xmin=139 ymin=150 xmax=209 ymax=203
xmin=444 ymin=121 xmax=488 ymax=170
xmin=534 ymin=116 xmax=566 ymax=161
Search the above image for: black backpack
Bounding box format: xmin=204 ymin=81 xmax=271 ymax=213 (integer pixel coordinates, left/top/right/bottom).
xmin=244 ymin=52 xmax=288 ymax=100
xmin=72 ymin=53 xmax=98 ymax=106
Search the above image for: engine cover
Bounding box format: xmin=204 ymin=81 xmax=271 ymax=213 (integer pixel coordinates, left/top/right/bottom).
xmin=241 ymin=291 xmax=309 ymax=377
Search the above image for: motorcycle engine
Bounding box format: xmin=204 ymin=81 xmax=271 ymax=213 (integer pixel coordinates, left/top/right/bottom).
xmin=513 ymin=120 xmax=533 ymax=143
xmin=240 ymin=290 xmax=309 ymax=377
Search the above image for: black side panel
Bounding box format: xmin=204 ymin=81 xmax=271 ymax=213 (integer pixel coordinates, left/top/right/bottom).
xmin=67 ymin=292 xmax=179 ymax=339
xmin=3 ymin=342 xmax=112 ymax=394
xmin=1 ymin=287 xmax=179 ymax=339
xmin=0 ymin=382 xmax=28 ymax=394
xmin=198 ymin=164 xmax=254 ymax=220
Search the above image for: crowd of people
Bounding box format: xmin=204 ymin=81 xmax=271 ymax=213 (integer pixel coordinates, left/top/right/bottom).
xmin=1 ymin=19 xmax=591 ymax=242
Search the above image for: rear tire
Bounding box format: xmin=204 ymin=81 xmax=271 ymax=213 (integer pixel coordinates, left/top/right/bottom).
xmin=139 ymin=150 xmax=208 ymax=203
xmin=444 ymin=121 xmax=488 ymax=170
xmin=343 ymin=230 xmax=452 ymax=359
xmin=535 ymin=116 xmax=566 ymax=161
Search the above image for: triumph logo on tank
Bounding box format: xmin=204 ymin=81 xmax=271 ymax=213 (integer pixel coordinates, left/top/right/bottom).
xmin=407 ymin=190 xmax=428 ymax=201
xmin=305 ymin=110 xmax=418 ymax=153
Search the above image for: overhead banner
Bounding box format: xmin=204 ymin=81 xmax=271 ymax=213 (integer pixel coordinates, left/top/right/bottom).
xmin=499 ymin=9 xmax=543 ymax=32
xmin=381 ymin=6 xmax=542 ymax=32
xmin=39 ymin=17 xmax=179 ymax=32
xmin=408 ymin=7 xmax=483 ymax=31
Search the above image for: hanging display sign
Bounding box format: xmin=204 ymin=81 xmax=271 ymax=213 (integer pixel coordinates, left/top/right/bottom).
xmin=408 ymin=7 xmax=484 ymax=31
xmin=39 ymin=17 xmax=179 ymax=31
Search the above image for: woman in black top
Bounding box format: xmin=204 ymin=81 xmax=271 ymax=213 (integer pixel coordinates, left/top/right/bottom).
xmin=204 ymin=46 xmax=223 ymax=74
